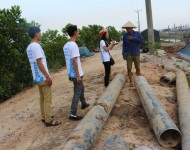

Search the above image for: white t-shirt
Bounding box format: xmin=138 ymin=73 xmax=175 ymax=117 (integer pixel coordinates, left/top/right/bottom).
xmin=63 ymin=41 xmax=84 ymax=78
xmin=26 ymin=42 xmax=50 ymax=83
xmin=100 ymin=40 xmax=111 ymax=62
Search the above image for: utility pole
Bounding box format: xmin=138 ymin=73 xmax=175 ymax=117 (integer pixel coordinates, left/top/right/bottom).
xmin=145 ymin=0 xmax=155 ymax=54
xmin=135 ymin=9 xmax=142 ymax=32
xmin=174 ymin=24 xmax=177 ymax=43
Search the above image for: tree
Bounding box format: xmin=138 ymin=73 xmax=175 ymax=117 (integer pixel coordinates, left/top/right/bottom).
xmin=106 ymin=26 xmax=121 ymax=42
xmin=77 ymin=25 xmax=121 ymax=51
xmin=41 ymin=29 xmax=68 ymax=70
xmin=77 ymin=25 xmax=103 ymax=51
xmin=62 ymin=23 xmax=72 ymax=36
xmin=30 ymin=20 xmax=41 ymax=28
xmin=0 ymin=5 xmax=34 ymax=101
xmin=120 ymin=30 xmax=127 ymax=36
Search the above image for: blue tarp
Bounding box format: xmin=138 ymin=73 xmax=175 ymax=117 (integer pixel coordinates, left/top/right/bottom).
xmin=79 ymin=47 xmax=94 ymax=57
xmin=177 ymin=42 xmax=190 ymax=57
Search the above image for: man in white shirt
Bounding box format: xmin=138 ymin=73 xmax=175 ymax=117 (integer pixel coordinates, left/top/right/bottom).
xmin=63 ymin=25 xmax=89 ymax=120
xmin=26 ymin=27 xmax=61 ymax=126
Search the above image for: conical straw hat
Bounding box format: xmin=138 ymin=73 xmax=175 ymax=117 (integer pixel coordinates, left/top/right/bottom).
xmin=122 ymin=21 xmax=137 ymax=29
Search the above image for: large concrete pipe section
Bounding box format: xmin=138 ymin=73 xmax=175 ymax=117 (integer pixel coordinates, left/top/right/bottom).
xmin=98 ymin=135 xmax=129 ymax=150
xmin=135 ymin=76 xmax=181 ymax=148
xmin=186 ymin=74 xmax=190 ymax=87
xmin=61 ymin=74 xmax=126 ymax=150
xmin=176 ymin=70 xmax=190 ymax=150
xmin=160 ymin=72 xmax=176 ymax=86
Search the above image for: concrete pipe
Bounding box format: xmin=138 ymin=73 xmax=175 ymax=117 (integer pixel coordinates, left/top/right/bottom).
xmin=61 ymin=74 xmax=126 ymax=150
xmin=98 ymin=135 xmax=129 ymax=150
xmin=176 ymin=70 xmax=190 ymax=150
xmin=186 ymin=74 xmax=190 ymax=87
xmin=160 ymin=72 xmax=176 ymax=86
xmin=135 ymin=76 xmax=181 ymax=148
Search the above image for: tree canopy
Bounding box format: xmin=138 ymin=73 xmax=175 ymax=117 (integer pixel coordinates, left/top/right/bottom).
xmin=0 ymin=6 xmax=33 ymax=101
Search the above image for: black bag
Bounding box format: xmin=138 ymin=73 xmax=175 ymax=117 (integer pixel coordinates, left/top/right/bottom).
xmin=103 ymin=39 xmax=115 ymax=66
xmin=110 ymin=57 xmax=115 ymax=66
xmin=108 ymin=51 xmax=115 ymax=66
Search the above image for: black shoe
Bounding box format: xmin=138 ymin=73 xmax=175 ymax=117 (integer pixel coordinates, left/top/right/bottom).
xmin=69 ymin=114 xmax=83 ymax=121
xmin=81 ymin=103 xmax=90 ymax=109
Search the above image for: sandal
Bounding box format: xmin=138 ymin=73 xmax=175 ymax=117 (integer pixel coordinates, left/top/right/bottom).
xmin=41 ymin=115 xmax=55 ymax=123
xmin=45 ymin=120 xmax=62 ymax=127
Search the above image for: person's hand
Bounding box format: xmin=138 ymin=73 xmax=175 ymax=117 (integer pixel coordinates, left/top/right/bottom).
xmin=128 ymin=36 xmax=133 ymax=40
xmin=111 ymin=40 xmax=116 ymax=45
xmin=69 ymin=78 xmax=73 ymax=81
xmin=123 ymin=56 xmax=127 ymax=60
xmin=77 ymin=76 xmax=82 ymax=84
xmin=46 ymin=76 xmax=52 ymax=86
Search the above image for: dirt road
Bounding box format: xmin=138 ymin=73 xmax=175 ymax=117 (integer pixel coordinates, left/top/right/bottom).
xmin=0 ymin=44 xmax=180 ymax=150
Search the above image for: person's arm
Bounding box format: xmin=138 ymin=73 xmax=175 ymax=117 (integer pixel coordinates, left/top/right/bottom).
xmin=132 ymin=32 xmax=144 ymax=43
xmin=122 ymin=35 xmax=127 ymax=60
xmin=72 ymin=57 xmax=81 ymax=84
xmin=71 ymin=43 xmax=82 ymax=84
xmin=36 ymin=58 xmax=52 ymax=86
xmin=103 ymin=42 xmax=115 ymax=52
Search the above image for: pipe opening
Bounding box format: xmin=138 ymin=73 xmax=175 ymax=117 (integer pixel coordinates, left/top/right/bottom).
xmin=160 ymin=77 xmax=171 ymax=86
xmin=159 ymin=129 xmax=181 ymax=148
xmin=170 ymin=80 xmax=176 ymax=85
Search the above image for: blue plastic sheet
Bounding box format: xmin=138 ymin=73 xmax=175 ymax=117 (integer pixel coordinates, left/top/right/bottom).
xmin=177 ymin=42 xmax=190 ymax=57
xmin=79 ymin=47 xmax=94 ymax=58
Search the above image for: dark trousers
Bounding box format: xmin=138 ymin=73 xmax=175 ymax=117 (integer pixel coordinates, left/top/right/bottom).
xmin=103 ymin=61 xmax=111 ymax=87
xmin=70 ymin=77 xmax=87 ymax=115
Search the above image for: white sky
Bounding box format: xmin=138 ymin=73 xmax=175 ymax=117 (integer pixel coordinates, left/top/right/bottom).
xmin=1 ymin=0 xmax=190 ymax=33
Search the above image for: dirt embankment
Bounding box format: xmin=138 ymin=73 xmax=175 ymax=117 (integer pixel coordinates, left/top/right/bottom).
xmin=0 ymin=43 xmax=180 ymax=150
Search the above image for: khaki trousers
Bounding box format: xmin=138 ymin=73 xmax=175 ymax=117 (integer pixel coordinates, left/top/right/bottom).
xmin=38 ymin=81 xmax=52 ymax=123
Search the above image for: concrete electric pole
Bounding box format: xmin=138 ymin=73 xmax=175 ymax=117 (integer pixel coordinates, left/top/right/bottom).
xmin=145 ymin=0 xmax=155 ymax=54
xmin=135 ymin=9 xmax=142 ymax=32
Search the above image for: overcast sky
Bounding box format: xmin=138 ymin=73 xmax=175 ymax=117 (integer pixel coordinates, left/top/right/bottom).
xmin=1 ymin=0 xmax=190 ymax=33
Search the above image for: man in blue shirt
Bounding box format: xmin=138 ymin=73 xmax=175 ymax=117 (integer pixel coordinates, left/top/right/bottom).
xmin=122 ymin=21 xmax=144 ymax=86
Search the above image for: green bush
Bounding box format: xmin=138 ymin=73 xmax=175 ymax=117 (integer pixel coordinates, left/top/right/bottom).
xmin=106 ymin=26 xmax=121 ymax=42
xmin=76 ymin=25 xmax=103 ymax=51
xmin=0 ymin=6 xmax=33 ymax=102
xmin=75 ymin=25 xmax=122 ymax=51
xmin=41 ymin=29 xmax=68 ymax=71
